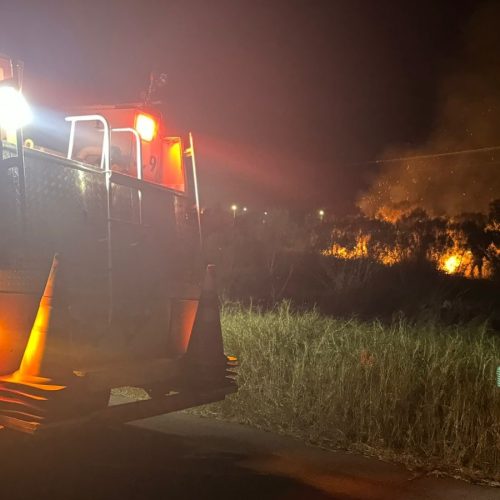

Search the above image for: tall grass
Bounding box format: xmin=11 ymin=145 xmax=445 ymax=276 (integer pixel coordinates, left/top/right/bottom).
xmin=206 ymin=302 xmax=500 ymax=482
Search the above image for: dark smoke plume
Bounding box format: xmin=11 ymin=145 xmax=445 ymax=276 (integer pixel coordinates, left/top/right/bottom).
xmin=358 ymin=2 xmax=500 ymax=220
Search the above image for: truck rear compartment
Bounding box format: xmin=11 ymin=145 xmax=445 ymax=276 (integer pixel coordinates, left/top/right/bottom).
xmin=0 ymin=146 xmax=235 ymax=433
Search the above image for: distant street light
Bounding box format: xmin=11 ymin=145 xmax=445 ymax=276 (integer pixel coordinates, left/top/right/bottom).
xmin=231 ymin=204 xmax=238 ymax=219
xmin=318 ymin=209 xmax=325 ymax=221
xmin=243 ymin=207 xmax=248 ymax=213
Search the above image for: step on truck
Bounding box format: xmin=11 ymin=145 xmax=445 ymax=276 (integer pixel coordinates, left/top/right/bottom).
xmin=0 ymin=54 xmax=236 ymax=434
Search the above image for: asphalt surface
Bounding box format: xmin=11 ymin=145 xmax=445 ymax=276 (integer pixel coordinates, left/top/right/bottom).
xmin=0 ymin=396 xmax=498 ymax=500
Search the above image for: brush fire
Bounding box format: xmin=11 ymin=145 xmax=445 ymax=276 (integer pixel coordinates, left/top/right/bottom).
xmin=322 ymin=207 xmax=500 ymax=279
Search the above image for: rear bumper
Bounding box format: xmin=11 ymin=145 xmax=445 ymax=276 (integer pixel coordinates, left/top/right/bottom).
xmin=38 ymin=382 xmax=237 ymax=435
xmin=0 ymin=355 xmax=237 ymax=434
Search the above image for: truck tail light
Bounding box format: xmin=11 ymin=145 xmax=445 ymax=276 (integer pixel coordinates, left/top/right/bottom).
xmin=135 ymin=113 xmax=157 ymax=142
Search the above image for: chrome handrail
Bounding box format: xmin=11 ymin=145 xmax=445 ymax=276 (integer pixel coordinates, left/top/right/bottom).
xmin=188 ymin=132 xmax=202 ymax=248
xmin=111 ymin=127 xmax=142 ymax=181
xmin=65 ymin=114 xmax=111 ymax=172
xmin=65 ymin=114 xmax=113 ymax=322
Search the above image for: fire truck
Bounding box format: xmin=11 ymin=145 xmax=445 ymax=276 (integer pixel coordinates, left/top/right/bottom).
xmin=0 ymin=54 xmax=236 ymax=434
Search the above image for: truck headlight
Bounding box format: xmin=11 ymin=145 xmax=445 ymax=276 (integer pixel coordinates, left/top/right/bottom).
xmin=0 ymin=86 xmax=32 ymax=130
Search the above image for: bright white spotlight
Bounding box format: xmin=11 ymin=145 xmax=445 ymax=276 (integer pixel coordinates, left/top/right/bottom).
xmin=0 ymin=86 xmax=32 ymax=130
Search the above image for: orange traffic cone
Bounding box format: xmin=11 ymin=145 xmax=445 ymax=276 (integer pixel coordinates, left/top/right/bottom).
xmin=186 ymin=265 xmax=227 ymax=371
xmin=0 ymin=255 xmax=66 ymax=390
xmin=0 ymin=255 xmax=67 ymax=432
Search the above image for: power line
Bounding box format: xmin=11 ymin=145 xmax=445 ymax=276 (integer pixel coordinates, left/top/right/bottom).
xmin=356 ymin=145 xmax=500 ymax=165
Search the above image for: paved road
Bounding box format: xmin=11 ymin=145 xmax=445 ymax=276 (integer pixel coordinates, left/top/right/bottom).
xmin=1 ymin=398 xmax=498 ymax=500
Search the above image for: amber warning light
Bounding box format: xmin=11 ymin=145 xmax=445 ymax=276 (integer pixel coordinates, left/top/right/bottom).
xmin=135 ymin=113 xmax=157 ymax=142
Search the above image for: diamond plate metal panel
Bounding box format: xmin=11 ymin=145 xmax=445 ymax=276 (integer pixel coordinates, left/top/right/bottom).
xmin=0 ymin=147 xmax=202 ymax=364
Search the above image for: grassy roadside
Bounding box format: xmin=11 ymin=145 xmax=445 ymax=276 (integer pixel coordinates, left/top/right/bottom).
xmin=196 ymin=302 xmax=500 ymax=483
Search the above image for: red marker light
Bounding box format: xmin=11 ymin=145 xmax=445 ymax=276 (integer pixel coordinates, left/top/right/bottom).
xmin=135 ymin=113 xmax=157 ymax=142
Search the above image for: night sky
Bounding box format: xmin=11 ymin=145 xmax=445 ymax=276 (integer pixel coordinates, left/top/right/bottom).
xmin=0 ymin=0 xmax=491 ymax=213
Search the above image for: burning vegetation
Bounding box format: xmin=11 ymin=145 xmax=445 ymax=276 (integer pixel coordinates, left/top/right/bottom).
xmin=201 ymin=203 xmax=499 ymax=327
xmin=322 ymin=202 xmax=500 ymax=280
xmin=355 ymin=3 xmax=500 ymax=276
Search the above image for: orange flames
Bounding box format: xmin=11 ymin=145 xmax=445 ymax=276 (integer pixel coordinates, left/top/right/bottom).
xmin=434 ymin=246 xmax=498 ymax=278
xmin=323 ymin=228 xmax=498 ymax=279
xmin=442 ymin=255 xmax=461 ymax=274
xmin=325 ymin=234 xmax=370 ymax=260
xmin=323 ymin=234 xmax=405 ymax=268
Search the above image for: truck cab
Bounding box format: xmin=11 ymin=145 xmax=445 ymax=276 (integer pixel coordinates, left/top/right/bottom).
xmin=68 ymin=105 xmax=186 ymax=191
